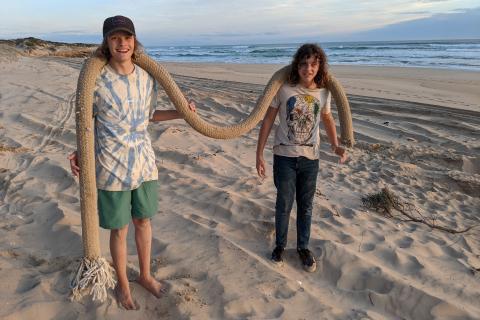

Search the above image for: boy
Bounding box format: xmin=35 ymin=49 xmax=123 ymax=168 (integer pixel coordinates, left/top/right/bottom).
xmin=69 ymin=15 xmax=195 ymax=309
xmin=256 ymin=44 xmax=347 ymax=273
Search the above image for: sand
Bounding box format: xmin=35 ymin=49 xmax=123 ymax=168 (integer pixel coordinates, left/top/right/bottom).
xmin=0 ymin=52 xmax=479 ymax=319
xmin=162 ymin=62 xmax=480 ymax=112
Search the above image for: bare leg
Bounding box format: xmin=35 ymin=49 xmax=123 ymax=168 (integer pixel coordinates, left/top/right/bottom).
xmin=110 ymin=225 xmax=137 ymax=310
xmin=133 ymin=218 xmax=165 ymax=298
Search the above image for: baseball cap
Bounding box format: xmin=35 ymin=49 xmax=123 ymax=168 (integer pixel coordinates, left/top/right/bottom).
xmin=103 ymin=15 xmax=136 ymax=38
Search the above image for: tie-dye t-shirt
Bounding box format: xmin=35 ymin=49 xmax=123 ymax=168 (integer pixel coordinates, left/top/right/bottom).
xmin=270 ymin=83 xmax=331 ymax=160
xmin=93 ymin=64 xmax=158 ymax=191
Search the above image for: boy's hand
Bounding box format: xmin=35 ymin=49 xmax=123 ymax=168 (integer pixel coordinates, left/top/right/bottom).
xmin=256 ymin=154 xmax=267 ymax=179
xmin=188 ymin=100 xmax=196 ymax=113
xmin=332 ymin=146 xmax=348 ymax=164
xmin=68 ymin=151 xmax=80 ymax=177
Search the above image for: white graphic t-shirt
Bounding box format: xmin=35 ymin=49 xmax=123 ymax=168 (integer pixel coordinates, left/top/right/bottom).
xmin=271 ymin=83 xmax=331 ymax=160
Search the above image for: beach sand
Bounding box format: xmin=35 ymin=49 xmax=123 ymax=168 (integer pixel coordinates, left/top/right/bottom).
xmin=0 ymin=51 xmax=479 ymax=319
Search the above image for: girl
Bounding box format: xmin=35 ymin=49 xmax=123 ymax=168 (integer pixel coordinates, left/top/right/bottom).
xmin=256 ymin=43 xmax=347 ymax=272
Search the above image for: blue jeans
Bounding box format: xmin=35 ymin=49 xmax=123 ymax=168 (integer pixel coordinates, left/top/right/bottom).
xmin=273 ymin=155 xmax=319 ymax=250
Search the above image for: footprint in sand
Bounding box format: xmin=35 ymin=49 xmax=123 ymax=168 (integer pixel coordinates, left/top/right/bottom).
xmin=189 ymin=213 xmax=218 ymax=229
xmin=273 ymin=285 xmax=297 ymax=299
xmin=395 ymin=236 xmax=414 ymax=249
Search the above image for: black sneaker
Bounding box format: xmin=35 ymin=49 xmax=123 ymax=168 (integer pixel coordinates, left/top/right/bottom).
xmin=271 ymin=246 xmax=284 ymax=265
xmin=297 ymin=248 xmax=316 ymax=272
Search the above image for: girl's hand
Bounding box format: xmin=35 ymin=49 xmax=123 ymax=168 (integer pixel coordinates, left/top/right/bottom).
xmin=188 ymin=100 xmax=196 ymax=113
xmin=68 ymin=151 xmax=80 ymax=177
xmin=332 ymin=145 xmax=348 ymax=164
xmin=256 ymin=154 xmax=267 ymax=179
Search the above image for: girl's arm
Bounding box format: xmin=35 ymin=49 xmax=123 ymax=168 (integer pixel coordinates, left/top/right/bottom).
xmin=256 ymin=107 xmax=279 ymax=178
xmin=321 ymin=111 xmax=348 ymax=163
xmin=150 ymin=100 xmax=196 ymax=122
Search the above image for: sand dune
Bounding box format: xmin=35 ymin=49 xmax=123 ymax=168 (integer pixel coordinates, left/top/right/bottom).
xmin=0 ymin=37 xmax=96 ymax=59
xmin=0 ymin=55 xmax=479 ymax=319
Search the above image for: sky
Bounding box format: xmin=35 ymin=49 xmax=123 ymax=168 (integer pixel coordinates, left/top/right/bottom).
xmin=0 ymin=0 xmax=479 ymax=45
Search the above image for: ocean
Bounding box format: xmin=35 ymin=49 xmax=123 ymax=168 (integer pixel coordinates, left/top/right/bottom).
xmin=146 ymin=39 xmax=480 ymax=71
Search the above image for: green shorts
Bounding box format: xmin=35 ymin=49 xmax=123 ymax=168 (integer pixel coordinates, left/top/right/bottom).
xmin=98 ymin=180 xmax=158 ymax=229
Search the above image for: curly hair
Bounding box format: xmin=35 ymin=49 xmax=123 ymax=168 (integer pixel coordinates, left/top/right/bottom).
xmin=288 ymin=43 xmax=329 ymax=88
xmin=94 ymin=36 xmax=144 ymax=61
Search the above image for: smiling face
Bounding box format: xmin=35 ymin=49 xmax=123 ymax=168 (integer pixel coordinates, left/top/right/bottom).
xmin=297 ymin=55 xmax=320 ymax=88
xmin=106 ymin=31 xmax=135 ymax=63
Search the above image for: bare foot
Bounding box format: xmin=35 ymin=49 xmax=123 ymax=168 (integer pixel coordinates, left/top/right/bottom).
xmin=137 ymin=276 xmax=167 ymax=298
xmin=115 ymin=285 xmax=138 ymax=310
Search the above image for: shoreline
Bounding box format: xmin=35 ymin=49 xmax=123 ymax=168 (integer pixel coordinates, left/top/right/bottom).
xmin=35 ymin=55 xmax=480 ymax=111
xmin=160 ymin=61 xmax=480 ymax=111
xmin=156 ymin=59 xmax=480 ymax=72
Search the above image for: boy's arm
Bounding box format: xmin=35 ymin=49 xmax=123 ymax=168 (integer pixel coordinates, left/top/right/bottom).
xmin=321 ymin=111 xmax=347 ymax=163
xmin=150 ymin=110 xmax=183 ymax=122
xmin=256 ymin=107 xmax=279 ymax=178
xmin=68 ymin=151 xmax=80 ymax=177
xmin=150 ymin=101 xmax=196 ymax=122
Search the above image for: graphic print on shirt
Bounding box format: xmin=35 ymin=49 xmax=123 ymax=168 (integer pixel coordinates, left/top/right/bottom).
xmin=286 ymin=94 xmax=320 ymax=145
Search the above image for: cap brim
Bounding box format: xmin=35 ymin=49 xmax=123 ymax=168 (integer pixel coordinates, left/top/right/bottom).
xmin=104 ymin=28 xmax=135 ymax=38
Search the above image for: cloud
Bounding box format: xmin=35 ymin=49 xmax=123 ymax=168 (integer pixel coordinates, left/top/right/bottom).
xmin=48 ymin=30 xmax=93 ymax=35
xmin=399 ymin=11 xmax=431 ymax=14
xmin=340 ymin=6 xmax=480 ymax=41
xmin=2 ymin=1 xmax=479 ymax=44
xmin=196 ymin=31 xmax=281 ymax=38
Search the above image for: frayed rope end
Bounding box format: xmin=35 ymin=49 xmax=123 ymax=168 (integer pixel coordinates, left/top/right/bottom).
xmin=69 ymin=257 xmax=116 ymax=302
